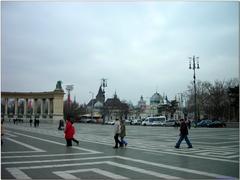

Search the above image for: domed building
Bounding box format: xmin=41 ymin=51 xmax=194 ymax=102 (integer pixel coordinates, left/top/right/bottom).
xmin=150 ymin=92 xmax=163 ymax=105
xmin=131 ymin=92 xmax=183 ymax=120
xmin=148 ymin=92 xmax=164 ymax=116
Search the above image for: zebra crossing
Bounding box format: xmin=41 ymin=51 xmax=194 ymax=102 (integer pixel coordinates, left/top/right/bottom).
xmin=5 ymin=123 xmax=238 ymax=163
xmin=1 ymin=122 xmax=239 ymax=179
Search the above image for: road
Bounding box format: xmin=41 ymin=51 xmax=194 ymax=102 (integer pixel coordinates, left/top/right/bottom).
xmin=1 ymin=122 xmax=239 ymax=179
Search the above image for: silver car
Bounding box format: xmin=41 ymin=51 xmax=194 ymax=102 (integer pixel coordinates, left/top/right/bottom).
xmin=165 ymin=119 xmax=176 ymax=126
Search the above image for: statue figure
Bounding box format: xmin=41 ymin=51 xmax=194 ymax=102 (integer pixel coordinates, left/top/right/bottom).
xmin=55 ymin=81 xmax=63 ymax=90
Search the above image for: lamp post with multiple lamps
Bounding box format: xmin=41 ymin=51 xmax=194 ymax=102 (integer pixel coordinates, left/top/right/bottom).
xmin=101 ymin=78 xmax=107 ymax=97
xmin=66 ymin=85 xmax=74 ymax=119
xmin=189 ymin=56 xmax=200 ymax=124
xmin=101 ymin=78 xmax=107 ymax=124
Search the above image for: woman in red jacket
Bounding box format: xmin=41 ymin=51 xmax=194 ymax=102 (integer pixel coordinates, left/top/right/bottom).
xmin=64 ymin=119 xmax=74 ymax=146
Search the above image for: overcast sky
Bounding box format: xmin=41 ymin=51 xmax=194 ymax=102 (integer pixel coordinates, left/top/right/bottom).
xmin=1 ymin=1 xmax=239 ymax=105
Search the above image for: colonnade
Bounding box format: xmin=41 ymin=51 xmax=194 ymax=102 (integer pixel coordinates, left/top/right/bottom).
xmin=1 ymin=90 xmax=64 ymax=121
xmin=2 ymin=98 xmax=54 ymax=119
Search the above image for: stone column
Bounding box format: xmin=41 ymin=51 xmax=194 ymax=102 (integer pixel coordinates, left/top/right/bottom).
xmin=4 ymin=98 xmax=8 ymax=119
xmin=24 ymin=99 xmax=28 ymax=119
xmin=40 ymin=99 xmax=44 ymax=119
xmin=47 ymin=99 xmax=51 ymax=118
xmin=32 ymin=99 xmax=36 ymax=118
xmin=14 ymin=98 xmax=18 ymax=118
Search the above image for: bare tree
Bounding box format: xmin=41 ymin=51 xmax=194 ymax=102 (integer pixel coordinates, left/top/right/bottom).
xmin=186 ymin=78 xmax=239 ymax=121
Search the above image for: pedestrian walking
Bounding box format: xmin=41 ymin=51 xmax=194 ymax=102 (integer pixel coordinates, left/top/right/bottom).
xmin=175 ymin=119 xmax=193 ymax=149
xmin=71 ymin=121 xmax=79 ymax=145
xmin=64 ymin=119 xmax=74 ymax=147
xmin=113 ymin=118 xmax=122 ymax=148
xmin=34 ymin=118 xmax=37 ymax=127
xmin=29 ymin=118 xmax=33 ymax=127
xmin=1 ymin=119 xmax=4 ymax=145
xmin=58 ymin=119 xmax=64 ymax=130
xmin=120 ymin=120 xmax=128 ymax=147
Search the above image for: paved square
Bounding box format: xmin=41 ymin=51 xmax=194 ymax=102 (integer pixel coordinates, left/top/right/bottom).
xmin=1 ymin=122 xmax=239 ymax=179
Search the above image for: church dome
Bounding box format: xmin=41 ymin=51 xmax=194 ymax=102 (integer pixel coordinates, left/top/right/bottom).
xmin=150 ymin=92 xmax=162 ymax=105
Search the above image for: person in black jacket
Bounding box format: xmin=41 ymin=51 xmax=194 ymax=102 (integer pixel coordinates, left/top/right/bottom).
xmin=175 ymin=118 xmax=193 ymax=148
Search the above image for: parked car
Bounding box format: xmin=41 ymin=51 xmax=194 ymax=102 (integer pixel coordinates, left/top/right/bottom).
xmin=197 ymin=120 xmax=213 ymax=127
xmin=165 ymin=119 xmax=176 ymax=127
xmin=105 ymin=121 xmax=115 ymax=125
xmin=124 ymin=119 xmax=131 ymax=125
xmin=80 ymin=118 xmax=92 ymax=123
xmin=208 ymin=121 xmax=226 ymax=128
xmin=131 ymin=119 xmax=142 ymax=125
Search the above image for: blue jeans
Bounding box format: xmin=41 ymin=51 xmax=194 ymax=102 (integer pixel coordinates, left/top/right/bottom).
xmin=120 ymin=137 xmax=128 ymax=146
xmin=176 ymin=135 xmax=192 ymax=148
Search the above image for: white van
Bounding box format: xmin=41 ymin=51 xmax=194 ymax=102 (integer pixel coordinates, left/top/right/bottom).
xmin=141 ymin=116 xmax=166 ymax=126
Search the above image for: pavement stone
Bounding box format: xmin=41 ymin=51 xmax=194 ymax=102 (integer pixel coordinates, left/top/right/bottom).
xmin=1 ymin=122 xmax=239 ymax=179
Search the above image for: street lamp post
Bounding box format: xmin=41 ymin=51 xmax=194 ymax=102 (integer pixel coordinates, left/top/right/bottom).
xmin=101 ymin=78 xmax=107 ymax=124
xmin=66 ymin=85 xmax=74 ymax=120
xmin=101 ymin=78 xmax=107 ymax=96
xmin=189 ymin=56 xmax=200 ymax=123
xmin=89 ymin=91 xmax=94 ymax=122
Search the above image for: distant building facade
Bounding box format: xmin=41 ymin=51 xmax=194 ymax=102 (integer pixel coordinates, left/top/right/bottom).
xmin=86 ymin=86 xmax=129 ymax=122
xmin=104 ymin=93 xmax=129 ymax=121
xmin=129 ymin=92 xmax=184 ymax=120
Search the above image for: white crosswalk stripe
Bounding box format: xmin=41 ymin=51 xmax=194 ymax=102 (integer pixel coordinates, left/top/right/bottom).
xmin=2 ymin=123 xmax=239 ymax=179
xmin=4 ymin=123 xmax=239 ymax=162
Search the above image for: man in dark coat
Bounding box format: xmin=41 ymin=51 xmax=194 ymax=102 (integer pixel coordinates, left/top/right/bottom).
xmin=175 ymin=119 xmax=193 ymax=148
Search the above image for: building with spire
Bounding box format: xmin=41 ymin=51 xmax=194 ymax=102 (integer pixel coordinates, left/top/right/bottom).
xmin=96 ymin=85 xmax=105 ymax=103
xmin=138 ymin=95 xmax=146 ymax=111
xmin=85 ymin=85 xmax=129 ymax=123
xmin=87 ymin=85 xmax=105 ymax=108
xmin=104 ymin=92 xmax=129 ymax=121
